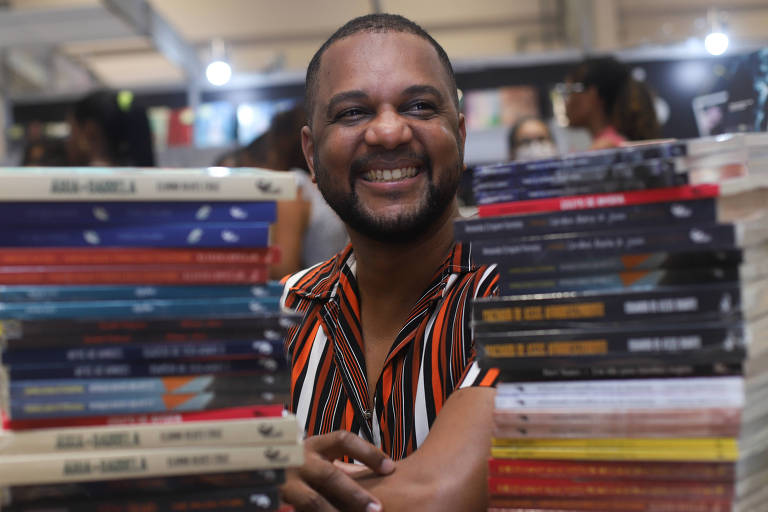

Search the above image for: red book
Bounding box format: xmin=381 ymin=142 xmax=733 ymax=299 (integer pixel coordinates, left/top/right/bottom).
xmin=3 ymin=403 xmax=285 ymax=431
xmin=487 ymin=476 xmax=733 ymax=498
xmin=0 ymin=264 xmax=269 ymax=285
xmin=488 ymin=458 xmax=735 ymax=482
xmin=0 ymin=247 xmax=280 ymax=266
xmin=487 ymin=496 xmax=732 ymax=512
xmin=478 ymin=184 xmax=720 ymax=217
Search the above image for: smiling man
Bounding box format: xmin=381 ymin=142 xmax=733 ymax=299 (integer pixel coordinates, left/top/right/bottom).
xmin=279 ymin=13 xmax=499 ymax=512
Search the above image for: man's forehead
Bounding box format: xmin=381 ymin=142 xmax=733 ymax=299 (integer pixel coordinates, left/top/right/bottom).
xmin=315 ymin=31 xmax=448 ymax=95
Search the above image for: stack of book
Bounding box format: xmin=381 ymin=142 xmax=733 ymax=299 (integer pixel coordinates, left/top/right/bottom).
xmin=456 ymin=133 xmax=768 ymax=512
xmin=0 ymin=167 xmax=303 ymax=512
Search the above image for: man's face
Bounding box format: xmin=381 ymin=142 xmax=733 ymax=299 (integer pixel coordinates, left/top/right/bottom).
xmin=302 ymin=31 xmax=465 ymax=243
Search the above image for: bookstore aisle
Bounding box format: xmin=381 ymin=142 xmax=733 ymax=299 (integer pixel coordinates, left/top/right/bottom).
xmin=0 ymin=167 xmax=303 ymax=512
xmin=455 ymin=133 xmax=768 ymax=512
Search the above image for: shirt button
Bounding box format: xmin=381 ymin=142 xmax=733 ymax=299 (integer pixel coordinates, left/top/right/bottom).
xmin=362 ymin=409 xmax=373 ymax=419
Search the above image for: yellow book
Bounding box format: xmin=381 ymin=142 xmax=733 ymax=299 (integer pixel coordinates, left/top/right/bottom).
xmin=491 ymin=446 xmax=739 ymax=462
xmin=491 ymin=437 xmax=738 ymax=451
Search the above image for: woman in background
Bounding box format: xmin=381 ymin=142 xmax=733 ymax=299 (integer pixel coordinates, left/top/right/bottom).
xmin=67 ymin=89 xmax=155 ymax=167
xmin=565 ymin=57 xmax=660 ymax=149
xmin=507 ymin=116 xmax=558 ymax=160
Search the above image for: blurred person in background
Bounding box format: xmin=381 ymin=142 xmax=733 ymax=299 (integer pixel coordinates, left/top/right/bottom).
xmin=507 ymin=116 xmax=558 ymax=160
xmin=67 ymin=89 xmax=155 ymax=167
xmin=565 ymin=57 xmax=660 ymax=150
xmin=21 ymin=138 xmax=69 ymax=166
xmin=260 ymin=106 xmax=348 ymax=279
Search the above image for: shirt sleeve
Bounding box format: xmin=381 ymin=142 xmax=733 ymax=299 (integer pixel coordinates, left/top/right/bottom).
xmin=458 ymin=263 xmax=500 ymax=389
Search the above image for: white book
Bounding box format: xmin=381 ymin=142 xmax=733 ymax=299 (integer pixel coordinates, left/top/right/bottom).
xmin=0 ymin=167 xmax=297 ymax=201
xmin=0 ymin=416 xmax=300 ymax=455
xmin=0 ymin=443 xmax=303 ymax=486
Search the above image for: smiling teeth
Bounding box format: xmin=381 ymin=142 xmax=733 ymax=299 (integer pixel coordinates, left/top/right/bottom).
xmin=365 ymin=167 xmax=418 ymax=182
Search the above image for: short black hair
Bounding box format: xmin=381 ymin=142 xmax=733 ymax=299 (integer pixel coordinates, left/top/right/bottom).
xmin=304 ymin=13 xmax=458 ymax=124
xmin=568 ymin=57 xmax=630 ymax=117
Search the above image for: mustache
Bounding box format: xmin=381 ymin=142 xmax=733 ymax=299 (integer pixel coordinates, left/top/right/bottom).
xmin=349 ymin=151 xmax=431 ymax=175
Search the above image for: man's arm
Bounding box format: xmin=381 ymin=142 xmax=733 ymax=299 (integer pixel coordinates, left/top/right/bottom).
xmin=360 ymin=386 xmax=495 ymax=512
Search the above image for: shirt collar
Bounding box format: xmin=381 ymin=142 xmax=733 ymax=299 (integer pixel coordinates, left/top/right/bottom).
xmin=288 ymin=241 xmax=477 ymax=302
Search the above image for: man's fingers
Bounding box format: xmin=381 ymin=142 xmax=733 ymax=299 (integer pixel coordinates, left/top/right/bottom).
xmin=299 ymin=454 xmax=383 ymax=512
xmin=306 ymin=430 xmax=395 ymax=475
xmin=280 ymin=473 xmax=338 ymax=512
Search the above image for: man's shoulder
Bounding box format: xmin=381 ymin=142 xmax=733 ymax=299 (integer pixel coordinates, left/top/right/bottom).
xmin=280 ymin=245 xmax=351 ymax=309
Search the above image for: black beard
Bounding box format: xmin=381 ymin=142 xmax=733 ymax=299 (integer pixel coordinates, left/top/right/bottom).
xmin=314 ymin=151 xmax=461 ymax=244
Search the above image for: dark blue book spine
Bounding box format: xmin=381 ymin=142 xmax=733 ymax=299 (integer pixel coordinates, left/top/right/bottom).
xmin=0 ymin=282 xmax=284 ymax=302
xmin=0 ymin=201 xmax=277 ymax=226
xmin=2 ymin=338 xmax=285 ymax=364
xmin=6 ymin=357 xmax=287 ymax=380
xmin=455 ymin=199 xmax=719 ymax=241
xmin=0 ymin=223 xmax=270 ymax=248
xmin=472 ymin=224 xmax=738 ymax=263
xmin=0 ymin=295 xmax=281 ymax=320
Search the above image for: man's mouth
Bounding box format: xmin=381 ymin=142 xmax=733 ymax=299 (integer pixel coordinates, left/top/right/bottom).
xmin=361 ymin=166 xmax=420 ymax=183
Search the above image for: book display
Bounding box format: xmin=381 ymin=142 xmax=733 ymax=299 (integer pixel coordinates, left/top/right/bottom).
xmin=456 ymin=133 xmax=768 ymax=512
xmin=0 ymin=167 xmax=302 ymax=512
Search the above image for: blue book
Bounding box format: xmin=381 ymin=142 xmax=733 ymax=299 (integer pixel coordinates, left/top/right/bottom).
xmin=8 ymin=390 xmax=288 ymax=419
xmin=6 ymin=357 xmax=287 ymax=380
xmin=0 ymin=282 xmax=284 ymax=302
xmin=0 ymin=296 xmax=281 ymax=320
xmin=9 ymin=373 xmax=290 ymax=399
xmin=2 ymin=338 xmax=285 ymax=365
xmin=0 ymin=201 xmax=276 ymax=226
xmin=0 ymin=223 xmax=270 ymax=248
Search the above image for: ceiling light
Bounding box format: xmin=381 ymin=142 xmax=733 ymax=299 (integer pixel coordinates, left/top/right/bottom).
xmin=206 ymin=38 xmax=232 ymax=86
xmin=704 ymin=9 xmax=729 ymax=56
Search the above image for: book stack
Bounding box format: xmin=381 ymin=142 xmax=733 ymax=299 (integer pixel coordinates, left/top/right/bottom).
xmin=456 ymin=133 xmax=768 ymax=512
xmin=0 ymin=167 xmax=303 ymax=512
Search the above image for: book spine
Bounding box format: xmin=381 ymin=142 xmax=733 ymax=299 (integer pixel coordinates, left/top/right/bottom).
xmin=0 ymin=169 xmax=296 ymax=201
xmin=492 ymin=423 xmax=740 ymax=438
xmin=492 ymin=407 xmax=742 ymax=427
xmin=0 ymin=417 xmax=299 ymax=454
xmin=486 ymin=476 xmax=733 ymax=498
xmin=3 ymin=338 xmax=285 ymax=364
xmin=10 ymin=374 xmax=290 ymax=399
xmin=478 ymin=323 xmax=745 ymax=359
xmin=474 ymin=284 xmax=742 ymax=325
xmin=487 ymin=458 xmax=736 ymax=481
xmin=497 ymin=266 xmax=739 ymax=294
xmin=0 ymin=444 xmax=304 ymax=486
xmin=477 ymin=184 xmax=720 ymax=217
xmin=0 ymin=296 xmax=281 ymax=321
xmin=472 ymin=223 xmax=738 ymax=262
xmin=0 ymin=282 xmax=284 ymax=303
xmin=0 ymin=223 xmax=271 ymax=248
xmin=0 ymin=201 xmax=277 ymax=226
xmin=6 ymin=357 xmax=287 ymax=380
xmin=480 ymin=349 xmax=747 ymax=373
xmin=495 ymin=376 xmax=743 ymax=395
xmin=487 ymin=496 xmax=732 ymax=512
xmin=456 ymin=198 xmax=719 ymax=241
xmin=493 ymin=359 xmax=744 ymax=382
xmin=5 ymin=469 xmax=285 ymax=503
xmin=0 ymin=315 xmax=294 ymax=344
xmin=0 ymin=265 xmax=270 ymax=285
xmin=3 ymin=403 xmax=286 ymax=431
xmin=0 ymin=247 xmax=281 ymax=266
xmin=489 ymin=446 xmax=738 ymax=462
xmin=3 ymin=487 xmax=281 ymax=512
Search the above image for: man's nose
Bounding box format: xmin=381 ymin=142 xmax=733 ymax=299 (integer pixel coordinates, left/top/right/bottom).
xmin=364 ymin=109 xmax=413 ymax=149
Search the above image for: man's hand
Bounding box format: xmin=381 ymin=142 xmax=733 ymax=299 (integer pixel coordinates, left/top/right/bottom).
xmin=280 ymin=430 xmax=396 ymax=512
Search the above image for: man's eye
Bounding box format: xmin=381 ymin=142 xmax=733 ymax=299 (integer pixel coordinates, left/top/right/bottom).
xmin=407 ymin=101 xmax=436 ymax=114
xmin=337 ymin=108 xmax=366 ymax=120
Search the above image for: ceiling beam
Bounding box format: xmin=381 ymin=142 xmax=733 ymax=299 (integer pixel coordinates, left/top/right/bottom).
xmin=102 ymin=0 xmax=202 ymax=81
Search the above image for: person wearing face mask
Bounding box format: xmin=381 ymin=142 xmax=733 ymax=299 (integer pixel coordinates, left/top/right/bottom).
xmin=507 ymin=116 xmax=558 ymax=160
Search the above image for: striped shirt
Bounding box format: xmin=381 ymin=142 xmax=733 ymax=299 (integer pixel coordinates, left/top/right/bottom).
xmin=280 ymin=242 xmax=499 ymax=460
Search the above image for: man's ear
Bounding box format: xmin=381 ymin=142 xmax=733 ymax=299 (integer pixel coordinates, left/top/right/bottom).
xmin=300 ymin=125 xmax=317 ymax=183
xmin=458 ymin=112 xmax=467 ymax=174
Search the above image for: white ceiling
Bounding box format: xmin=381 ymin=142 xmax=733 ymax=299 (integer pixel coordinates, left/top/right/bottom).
xmin=3 ymin=0 xmax=768 ymax=95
